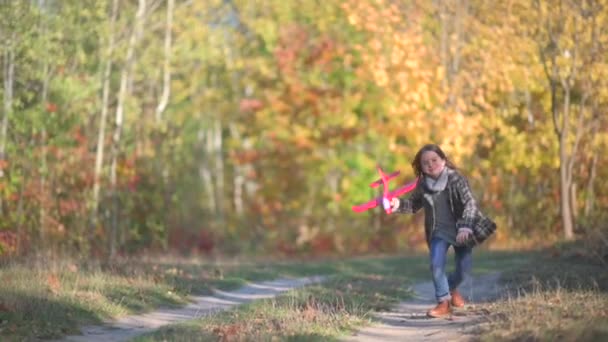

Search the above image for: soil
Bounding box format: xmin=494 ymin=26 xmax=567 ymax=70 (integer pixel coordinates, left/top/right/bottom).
xmin=57 ymin=276 xmax=326 ymax=342
xmin=342 ymin=272 xmax=503 ymax=342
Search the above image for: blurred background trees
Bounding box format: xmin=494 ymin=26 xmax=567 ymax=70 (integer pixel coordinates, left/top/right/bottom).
xmin=0 ymin=0 xmax=606 ymax=259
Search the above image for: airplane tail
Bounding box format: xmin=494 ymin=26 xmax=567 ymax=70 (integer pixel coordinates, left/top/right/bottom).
xmin=369 ymin=169 xmax=400 ymax=188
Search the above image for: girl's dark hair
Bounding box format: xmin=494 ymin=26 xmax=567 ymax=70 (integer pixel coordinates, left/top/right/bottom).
xmin=411 ymin=144 xmax=458 ymax=177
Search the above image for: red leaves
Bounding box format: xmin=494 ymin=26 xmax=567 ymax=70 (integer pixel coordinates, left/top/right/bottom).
xmin=167 ymin=227 xmax=215 ymax=255
xmin=275 ymin=25 xmax=339 ymax=75
xmin=0 ymin=231 xmax=17 ymax=256
xmin=45 ymin=102 xmax=58 ymax=113
xmin=212 ymin=323 xmax=242 ymax=342
xmin=59 ymin=199 xmax=80 ymax=216
xmin=239 ymin=98 xmax=264 ymax=113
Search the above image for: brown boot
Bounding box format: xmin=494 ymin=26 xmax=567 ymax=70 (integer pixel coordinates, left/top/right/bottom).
xmin=427 ymin=300 xmax=451 ymax=318
xmin=450 ymin=289 xmax=465 ymax=308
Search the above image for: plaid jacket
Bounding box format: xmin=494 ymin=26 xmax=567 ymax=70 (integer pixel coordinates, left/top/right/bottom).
xmin=395 ymin=169 xmax=496 ymax=247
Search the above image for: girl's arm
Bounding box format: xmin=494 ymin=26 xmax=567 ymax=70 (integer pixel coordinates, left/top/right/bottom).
xmin=393 ymin=185 xmax=423 ymax=214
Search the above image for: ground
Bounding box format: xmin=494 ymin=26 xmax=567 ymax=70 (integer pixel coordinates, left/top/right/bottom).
xmin=342 ymin=272 xmax=502 ymax=342
xmin=56 ymin=273 xmax=503 ymax=342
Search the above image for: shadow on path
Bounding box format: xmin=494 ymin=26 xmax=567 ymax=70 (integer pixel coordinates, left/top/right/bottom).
xmin=342 ymin=272 xmax=503 ymax=342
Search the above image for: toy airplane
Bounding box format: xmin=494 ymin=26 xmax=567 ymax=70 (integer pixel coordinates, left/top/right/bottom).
xmin=352 ymin=165 xmax=418 ymax=214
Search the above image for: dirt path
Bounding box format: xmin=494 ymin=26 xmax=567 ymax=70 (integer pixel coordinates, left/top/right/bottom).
xmin=58 ymin=276 xmax=325 ymax=342
xmin=342 ymin=272 xmax=503 ymax=342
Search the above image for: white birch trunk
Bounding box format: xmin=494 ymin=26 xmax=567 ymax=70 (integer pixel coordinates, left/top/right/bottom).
xmin=198 ymin=126 xmax=216 ymax=213
xmin=213 ymin=119 xmax=225 ymax=223
xmin=1 ymin=34 xmax=14 ymax=169
xmin=109 ymin=0 xmax=146 ymax=257
xmin=155 ymin=0 xmax=174 ymax=122
xmin=0 ymin=33 xmax=15 ymax=212
xmin=91 ymin=0 xmax=119 ymax=245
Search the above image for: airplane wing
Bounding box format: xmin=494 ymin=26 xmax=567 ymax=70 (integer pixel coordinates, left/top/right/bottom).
xmin=369 ymin=170 xmax=400 ymax=188
xmin=388 ymin=178 xmax=419 ymax=198
xmin=351 ymin=197 xmax=381 ymax=212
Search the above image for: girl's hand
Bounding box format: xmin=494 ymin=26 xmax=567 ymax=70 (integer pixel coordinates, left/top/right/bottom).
xmin=456 ymin=229 xmax=472 ymax=244
xmin=390 ymin=198 xmax=400 ymax=210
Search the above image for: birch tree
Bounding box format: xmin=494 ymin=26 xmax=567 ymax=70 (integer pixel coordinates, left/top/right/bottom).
xmin=109 ymin=0 xmax=146 ymax=257
xmin=155 ymin=0 xmax=174 ymax=122
xmin=91 ymin=0 xmax=119 ymax=246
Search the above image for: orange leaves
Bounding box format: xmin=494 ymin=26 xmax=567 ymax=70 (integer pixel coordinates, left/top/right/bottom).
xmin=229 ymin=149 xmax=264 ymax=165
xmin=341 ymin=0 xmax=444 ymax=139
xmin=46 ymin=274 xmax=61 ymax=295
xmin=45 ymin=102 xmax=58 ymax=113
xmin=0 ymin=159 xmax=9 ymax=172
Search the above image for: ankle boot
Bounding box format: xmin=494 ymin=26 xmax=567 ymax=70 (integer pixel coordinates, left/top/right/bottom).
xmin=427 ymin=300 xmax=451 ymax=318
xmin=450 ymin=289 xmax=465 ymax=308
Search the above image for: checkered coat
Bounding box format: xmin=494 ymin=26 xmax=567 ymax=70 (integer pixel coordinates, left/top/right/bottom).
xmin=395 ymin=169 xmax=497 ymax=247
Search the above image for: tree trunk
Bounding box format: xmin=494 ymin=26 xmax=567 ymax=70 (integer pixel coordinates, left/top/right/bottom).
xmin=558 ymin=85 xmax=574 ymax=240
xmin=109 ymin=0 xmax=146 ymax=258
xmin=155 ymin=0 xmax=174 ymax=122
xmin=91 ymin=0 xmax=119 ymax=249
xmin=36 ymin=0 xmax=50 ymax=245
xmin=0 ymin=33 xmax=15 ymax=212
xmin=198 ymin=126 xmax=217 ymax=214
xmin=213 ymin=119 xmax=225 ymax=225
xmin=39 ymin=60 xmax=50 ymax=243
xmin=537 ymin=0 xmax=579 ymax=241
xmin=559 ymin=143 xmax=574 ymax=239
xmin=583 ymin=106 xmax=599 ymax=218
xmin=229 ymin=124 xmax=245 ymax=216
xmin=584 ymin=150 xmax=598 ymax=217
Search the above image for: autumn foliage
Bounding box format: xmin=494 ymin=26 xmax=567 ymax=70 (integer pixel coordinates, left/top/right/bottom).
xmin=0 ymin=0 xmax=606 ymax=258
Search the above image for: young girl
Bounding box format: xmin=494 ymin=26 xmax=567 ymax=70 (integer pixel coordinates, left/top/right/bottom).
xmin=390 ymin=144 xmax=496 ymax=318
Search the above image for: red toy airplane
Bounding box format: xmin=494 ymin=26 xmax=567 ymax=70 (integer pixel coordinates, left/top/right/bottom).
xmin=352 ymin=165 xmax=418 ymax=214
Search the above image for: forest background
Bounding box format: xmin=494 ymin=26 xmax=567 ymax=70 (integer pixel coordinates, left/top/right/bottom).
xmin=0 ymin=0 xmax=606 ymax=260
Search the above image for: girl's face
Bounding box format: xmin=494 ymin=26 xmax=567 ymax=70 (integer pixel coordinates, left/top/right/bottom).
xmin=420 ymin=151 xmax=446 ymax=179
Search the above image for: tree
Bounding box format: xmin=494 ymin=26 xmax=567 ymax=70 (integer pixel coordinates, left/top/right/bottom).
xmin=531 ymin=0 xmax=608 ymax=239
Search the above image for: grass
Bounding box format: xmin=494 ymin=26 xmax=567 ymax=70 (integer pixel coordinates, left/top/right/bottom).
xmin=131 ymin=251 xmax=525 ymax=342
xmin=2 ymin=248 xmax=595 ymax=341
xmin=1 ymin=254 xmax=429 ymax=341
xmin=472 ymin=244 xmax=608 ymax=342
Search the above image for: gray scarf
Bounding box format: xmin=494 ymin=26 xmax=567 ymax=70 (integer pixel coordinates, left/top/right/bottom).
xmin=424 ymin=167 xmax=450 ymax=193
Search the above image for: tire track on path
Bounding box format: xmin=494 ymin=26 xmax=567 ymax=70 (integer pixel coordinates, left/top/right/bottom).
xmin=58 ymin=276 xmax=326 ymax=342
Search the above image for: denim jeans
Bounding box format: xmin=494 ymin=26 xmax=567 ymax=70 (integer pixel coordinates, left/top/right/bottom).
xmin=429 ymin=236 xmax=472 ymax=302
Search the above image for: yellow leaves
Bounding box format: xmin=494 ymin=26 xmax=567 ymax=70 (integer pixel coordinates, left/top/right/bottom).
xmin=373 ymin=69 xmax=389 ymax=86
xmin=404 ymin=58 xmax=419 ymax=70
xmin=369 ymin=38 xmax=383 ymax=52
xmin=390 ymin=48 xmax=405 ymax=65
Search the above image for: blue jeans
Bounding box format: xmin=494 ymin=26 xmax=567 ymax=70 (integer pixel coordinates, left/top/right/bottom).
xmin=429 ymin=236 xmax=472 ymax=302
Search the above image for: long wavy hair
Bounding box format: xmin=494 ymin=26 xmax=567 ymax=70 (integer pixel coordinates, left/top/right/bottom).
xmin=411 ymin=144 xmax=458 ymax=178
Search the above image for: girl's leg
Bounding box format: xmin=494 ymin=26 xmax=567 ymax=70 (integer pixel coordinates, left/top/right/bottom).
xmin=429 ymin=237 xmax=450 ymax=302
xmin=448 ymin=244 xmax=472 ymax=290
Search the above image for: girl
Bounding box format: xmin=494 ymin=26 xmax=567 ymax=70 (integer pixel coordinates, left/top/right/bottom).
xmin=390 ymin=144 xmax=496 ymax=318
